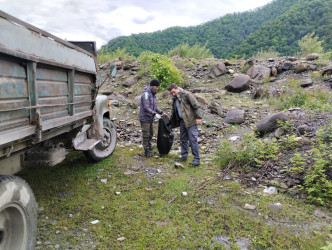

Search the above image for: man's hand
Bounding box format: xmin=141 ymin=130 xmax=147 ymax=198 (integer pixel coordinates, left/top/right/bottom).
xmin=196 ymin=119 xmax=202 ymax=125
xmin=155 ymin=113 xmax=162 ymax=119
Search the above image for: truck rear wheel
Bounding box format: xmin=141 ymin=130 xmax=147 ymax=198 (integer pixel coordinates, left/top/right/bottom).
xmin=0 ymin=175 xmax=37 ymax=250
xmin=84 ymin=118 xmax=117 ymax=161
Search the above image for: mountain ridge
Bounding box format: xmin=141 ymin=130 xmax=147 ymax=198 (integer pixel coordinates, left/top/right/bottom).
xmin=102 ymin=0 xmax=332 ymax=59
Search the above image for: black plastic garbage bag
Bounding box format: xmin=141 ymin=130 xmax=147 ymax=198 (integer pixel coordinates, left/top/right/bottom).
xmin=157 ymin=115 xmax=174 ymax=155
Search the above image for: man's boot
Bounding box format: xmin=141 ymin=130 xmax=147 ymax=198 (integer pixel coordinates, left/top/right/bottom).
xmin=145 ymin=150 xmax=153 ymax=157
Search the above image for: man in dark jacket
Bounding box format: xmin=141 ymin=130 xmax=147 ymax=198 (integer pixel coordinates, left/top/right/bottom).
xmin=139 ymin=79 xmax=163 ymax=157
xmin=168 ymin=84 xmax=203 ymax=166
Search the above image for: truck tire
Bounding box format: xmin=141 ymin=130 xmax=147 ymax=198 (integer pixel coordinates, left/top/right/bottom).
xmin=0 ymin=175 xmax=37 ymax=250
xmin=84 ymin=118 xmax=117 ymax=161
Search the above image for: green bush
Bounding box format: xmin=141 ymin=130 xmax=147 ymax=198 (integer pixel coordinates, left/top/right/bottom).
xmin=167 ymin=42 xmax=214 ymax=60
xmin=215 ymin=132 xmax=280 ymax=169
xmin=138 ymin=51 xmax=184 ymax=90
xmin=298 ymin=32 xmax=332 ymax=60
xmin=302 ymin=123 xmax=332 ymax=205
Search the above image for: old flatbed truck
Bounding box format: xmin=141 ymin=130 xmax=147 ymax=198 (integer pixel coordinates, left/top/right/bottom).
xmin=0 ymin=10 xmax=117 ymax=249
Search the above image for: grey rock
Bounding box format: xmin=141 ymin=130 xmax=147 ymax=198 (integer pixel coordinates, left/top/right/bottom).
xmin=274 ymin=127 xmax=284 ymax=138
xmin=306 ymin=53 xmax=319 ymax=61
xmin=209 ymin=62 xmax=227 ymax=78
xmin=209 ymin=101 xmax=223 ymax=116
xmin=244 ymin=204 xmax=256 ymax=210
xmin=268 ymin=202 xmax=282 ymax=212
xmin=301 ymin=78 xmax=313 ymax=88
xmin=256 ymin=112 xmax=289 ymax=134
xmin=294 ymin=63 xmax=307 ymax=73
xmin=225 ymin=74 xmax=251 ymax=93
xmin=314 ymin=209 xmax=326 ymax=218
xmin=286 ymin=57 xmax=298 ymax=62
xmin=282 ymin=61 xmax=294 ymax=70
xmin=123 ymin=77 xmax=137 ymax=87
xmin=246 ymin=64 xmax=271 ymax=81
xmin=191 ymin=86 xmax=214 ymax=93
xmin=308 ymin=64 xmax=318 ymax=70
xmin=224 ymin=109 xmax=245 ymax=124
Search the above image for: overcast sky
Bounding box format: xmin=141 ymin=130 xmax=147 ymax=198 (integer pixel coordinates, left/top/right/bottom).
xmin=1 ymin=0 xmax=272 ymax=49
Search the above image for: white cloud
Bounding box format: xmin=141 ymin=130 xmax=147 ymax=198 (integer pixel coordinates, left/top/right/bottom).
xmin=0 ymin=0 xmax=272 ymax=49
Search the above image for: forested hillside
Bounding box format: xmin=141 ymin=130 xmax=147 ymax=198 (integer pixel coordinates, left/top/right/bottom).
xmin=101 ymin=0 xmax=332 ymax=59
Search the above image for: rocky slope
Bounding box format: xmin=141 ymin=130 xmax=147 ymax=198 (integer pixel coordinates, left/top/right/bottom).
xmin=98 ymin=54 xmax=332 ymax=198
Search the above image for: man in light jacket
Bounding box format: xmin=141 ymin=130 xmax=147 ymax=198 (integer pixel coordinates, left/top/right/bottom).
xmin=139 ymin=79 xmax=163 ymax=157
xmin=168 ymin=84 xmax=202 ymax=166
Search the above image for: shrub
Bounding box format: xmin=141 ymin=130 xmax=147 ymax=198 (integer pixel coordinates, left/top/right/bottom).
xmin=302 ymin=123 xmax=332 ymax=205
xmin=215 ymin=132 xmax=280 ymax=169
xmin=138 ymin=51 xmax=184 ymax=90
xmin=167 ymin=42 xmax=214 ymax=60
xmin=298 ymin=32 xmax=332 ymax=61
xmin=286 ymin=122 xmax=332 ymax=205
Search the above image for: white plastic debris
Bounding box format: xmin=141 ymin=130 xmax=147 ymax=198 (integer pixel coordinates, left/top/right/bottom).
xmin=100 ymin=179 xmax=107 ymax=184
xmin=115 ymin=192 xmax=121 ymax=195
xmin=263 ymin=186 xmax=278 ymax=195
xmin=229 ymin=136 xmax=239 ymax=141
xmin=182 ymin=192 xmax=188 ymax=196
xmin=117 ymin=237 xmax=126 ymax=242
xmin=90 ymin=220 xmax=99 ymax=224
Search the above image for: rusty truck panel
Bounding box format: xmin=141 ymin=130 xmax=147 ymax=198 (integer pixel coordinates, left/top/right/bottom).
xmin=0 ymin=12 xmax=96 ymax=73
xmin=0 ymin=10 xmax=99 ymax=158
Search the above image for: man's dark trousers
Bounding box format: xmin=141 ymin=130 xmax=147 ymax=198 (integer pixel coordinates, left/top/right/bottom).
xmin=141 ymin=122 xmax=153 ymax=152
xmin=179 ymin=120 xmax=200 ymax=161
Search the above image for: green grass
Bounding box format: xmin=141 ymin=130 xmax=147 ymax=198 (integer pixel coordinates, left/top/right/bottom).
xmin=19 ymin=146 xmax=331 ymax=249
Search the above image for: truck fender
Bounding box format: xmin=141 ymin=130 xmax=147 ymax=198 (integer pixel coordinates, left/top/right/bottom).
xmin=95 ymin=95 xmax=110 ymax=133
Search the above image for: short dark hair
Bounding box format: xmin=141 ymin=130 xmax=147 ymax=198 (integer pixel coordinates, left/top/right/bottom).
xmin=150 ymin=79 xmax=160 ymax=87
xmin=168 ymin=84 xmax=178 ymax=91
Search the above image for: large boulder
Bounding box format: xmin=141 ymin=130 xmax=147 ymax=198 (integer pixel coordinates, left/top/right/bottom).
xmin=282 ymin=61 xmax=294 ymax=70
xmin=306 ymin=53 xmax=319 ymax=61
xmin=123 ymin=77 xmax=137 ymax=87
xmin=246 ymin=65 xmax=271 ymax=81
xmin=294 ymin=63 xmax=307 ymax=73
xmin=225 ymin=74 xmax=251 ymax=93
xmin=209 ymin=62 xmax=227 ymax=78
xmin=256 ymin=112 xmax=289 ymax=134
xmin=224 ymin=109 xmax=245 ymax=124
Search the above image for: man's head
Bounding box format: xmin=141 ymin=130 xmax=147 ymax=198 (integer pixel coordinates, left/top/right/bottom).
xmin=150 ymin=79 xmax=160 ymax=91
xmin=168 ymin=84 xmax=180 ymax=97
